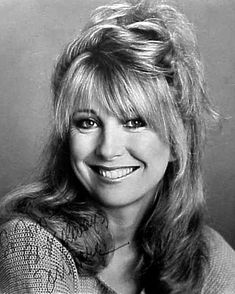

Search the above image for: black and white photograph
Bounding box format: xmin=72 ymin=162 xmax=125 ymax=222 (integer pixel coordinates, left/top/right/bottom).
xmin=0 ymin=0 xmax=234 ymax=293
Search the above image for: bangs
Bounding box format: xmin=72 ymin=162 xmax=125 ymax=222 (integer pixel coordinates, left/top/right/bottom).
xmin=56 ymin=52 xmax=179 ymax=143
xmin=73 ymin=65 xmax=161 ymax=127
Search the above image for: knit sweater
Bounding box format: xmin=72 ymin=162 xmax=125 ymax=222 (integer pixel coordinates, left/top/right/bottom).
xmin=0 ymin=217 xmax=234 ymax=294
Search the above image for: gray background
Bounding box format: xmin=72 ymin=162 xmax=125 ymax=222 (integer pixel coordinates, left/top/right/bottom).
xmin=0 ymin=0 xmax=234 ymax=248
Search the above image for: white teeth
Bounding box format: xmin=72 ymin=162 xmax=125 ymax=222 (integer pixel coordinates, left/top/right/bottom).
xmin=118 ymin=169 xmax=123 ymax=178
xmin=98 ymin=167 xmax=135 ymax=179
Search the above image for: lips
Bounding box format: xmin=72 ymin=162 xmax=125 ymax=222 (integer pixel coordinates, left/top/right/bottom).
xmin=90 ymin=165 xmax=139 ymax=180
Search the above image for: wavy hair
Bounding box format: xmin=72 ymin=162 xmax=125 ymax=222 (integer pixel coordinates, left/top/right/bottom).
xmin=0 ymin=1 xmax=218 ymax=293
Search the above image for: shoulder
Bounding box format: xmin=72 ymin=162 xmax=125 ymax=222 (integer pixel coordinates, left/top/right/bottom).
xmin=0 ymin=217 xmax=80 ymax=293
xmin=202 ymin=227 xmax=235 ymax=294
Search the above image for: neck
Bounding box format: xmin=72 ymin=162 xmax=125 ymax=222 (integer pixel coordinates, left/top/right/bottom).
xmin=103 ymin=197 xmax=154 ymax=247
xmin=106 ymin=209 xmax=138 ymax=246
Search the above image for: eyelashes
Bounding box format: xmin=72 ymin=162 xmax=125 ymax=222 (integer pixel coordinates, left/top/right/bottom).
xmin=73 ymin=118 xmax=99 ymax=129
xmin=72 ymin=116 xmax=147 ymax=131
xmin=123 ymin=118 xmax=146 ymax=129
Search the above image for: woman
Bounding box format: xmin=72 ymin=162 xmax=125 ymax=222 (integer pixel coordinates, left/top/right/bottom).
xmin=0 ymin=0 xmax=234 ymax=293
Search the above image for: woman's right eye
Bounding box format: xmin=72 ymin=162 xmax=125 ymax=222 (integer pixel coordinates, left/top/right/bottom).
xmin=74 ymin=118 xmax=99 ymax=130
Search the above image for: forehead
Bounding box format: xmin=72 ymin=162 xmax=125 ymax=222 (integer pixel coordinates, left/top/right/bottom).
xmin=70 ymin=76 xmax=168 ymax=142
xmin=62 ymin=51 xmax=160 ymax=120
xmin=71 ymin=67 xmax=147 ymax=112
xmin=61 ymin=58 xmax=172 ymax=140
xmin=72 ymin=92 xmax=137 ymax=118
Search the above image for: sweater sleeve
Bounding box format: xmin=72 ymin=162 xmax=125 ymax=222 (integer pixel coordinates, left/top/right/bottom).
xmin=202 ymin=227 xmax=235 ymax=294
xmin=0 ymin=217 xmax=79 ymax=294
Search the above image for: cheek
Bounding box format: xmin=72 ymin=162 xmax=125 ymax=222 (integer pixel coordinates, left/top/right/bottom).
xmin=69 ymin=131 xmax=98 ymax=161
xmin=128 ymin=133 xmax=170 ymax=166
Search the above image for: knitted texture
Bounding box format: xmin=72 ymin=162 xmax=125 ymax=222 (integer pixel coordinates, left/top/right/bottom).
xmin=0 ymin=217 xmax=104 ymax=294
xmin=202 ymin=228 xmax=235 ymax=294
xmin=0 ymin=217 xmax=234 ymax=294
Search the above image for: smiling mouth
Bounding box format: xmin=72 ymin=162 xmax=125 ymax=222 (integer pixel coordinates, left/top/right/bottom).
xmin=90 ymin=166 xmax=139 ymax=180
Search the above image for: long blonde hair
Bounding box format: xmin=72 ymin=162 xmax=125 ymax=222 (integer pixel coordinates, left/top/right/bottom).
xmin=1 ymin=1 xmax=218 ymax=293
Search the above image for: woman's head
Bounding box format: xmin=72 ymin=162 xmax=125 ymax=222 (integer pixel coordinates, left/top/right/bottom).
xmin=69 ymin=101 xmax=171 ymax=209
xmin=49 ymin=0 xmax=216 ymax=211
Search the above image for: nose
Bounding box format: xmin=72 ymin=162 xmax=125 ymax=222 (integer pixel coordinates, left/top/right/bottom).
xmin=95 ymin=126 xmax=125 ymax=160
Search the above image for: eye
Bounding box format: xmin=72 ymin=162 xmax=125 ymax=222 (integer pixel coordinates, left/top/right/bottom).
xmin=74 ymin=118 xmax=99 ymax=130
xmin=124 ymin=118 xmax=147 ymax=129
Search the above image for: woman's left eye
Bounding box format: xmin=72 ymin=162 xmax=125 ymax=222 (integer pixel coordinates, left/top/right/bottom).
xmin=124 ymin=118 xmax=146 ymax=129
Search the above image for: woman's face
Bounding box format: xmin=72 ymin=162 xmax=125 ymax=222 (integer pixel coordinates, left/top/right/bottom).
xmin=69 ymin=101 xmax=171 ymax=209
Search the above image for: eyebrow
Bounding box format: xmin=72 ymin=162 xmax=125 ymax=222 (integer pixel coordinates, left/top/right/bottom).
xmin=75 ymin=109 xmax=97 ymax=115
